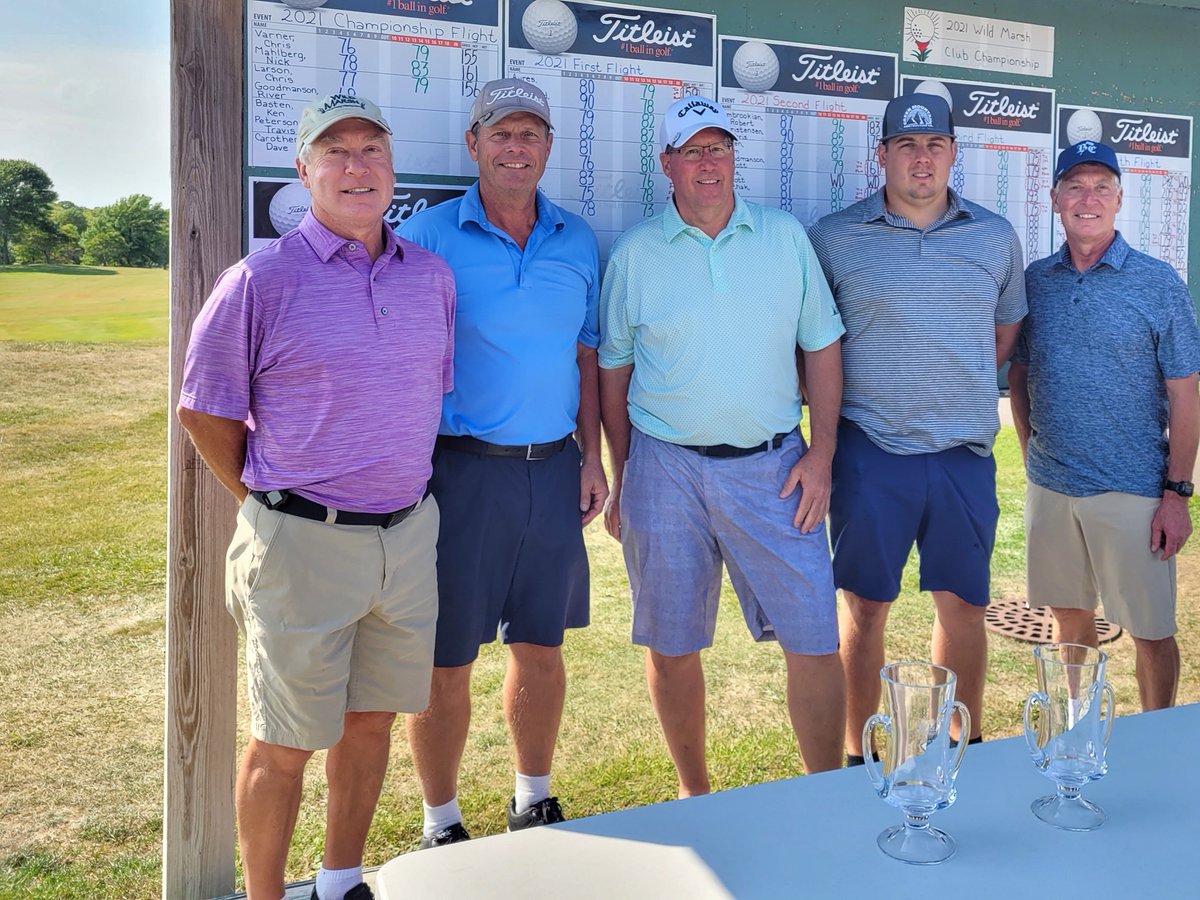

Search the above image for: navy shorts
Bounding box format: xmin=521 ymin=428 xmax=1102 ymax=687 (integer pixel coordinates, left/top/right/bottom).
xmin=429 ymin=437 xmax=590 ymax=667
xmin=829 ymin=419 xmax=998 ymax=607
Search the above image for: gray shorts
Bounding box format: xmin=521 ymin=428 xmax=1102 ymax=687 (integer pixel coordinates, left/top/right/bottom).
xmin=619 ymin=429 xmax=838 ymax=656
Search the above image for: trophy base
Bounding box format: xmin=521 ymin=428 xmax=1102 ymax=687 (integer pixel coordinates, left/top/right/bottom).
xmin=876 ymin=823 xmax=957 ymax=865
xmin=1031 ymin=793 xmax=1106 ymax=831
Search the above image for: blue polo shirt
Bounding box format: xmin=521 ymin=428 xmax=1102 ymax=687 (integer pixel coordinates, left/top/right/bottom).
xmin=599 ymin=196 xmax=844 ymax=446
xmin=399 ymin=183 xmax=600 ymax=444
xmin=808 ymin=188 xmax=1026 ymax=457
xmin=1014 ymin=232 xmax=1200 ymax=498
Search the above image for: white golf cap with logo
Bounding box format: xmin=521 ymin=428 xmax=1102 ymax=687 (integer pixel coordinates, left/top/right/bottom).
xmin=659 ymin=96 xmax=736 ymax=152
xmin=470 ymin=78 xmax=554 ymax=130
xmin=295 ymin=93 xmax=392 ymax=156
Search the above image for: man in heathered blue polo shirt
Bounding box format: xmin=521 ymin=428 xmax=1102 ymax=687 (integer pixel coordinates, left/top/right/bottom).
xmin=600 ymin=96 xmax=848 ymax=795
xmin=1009 ymin=141 xmax=1200 ymax=711
xmin=808 ymin=94 xmax=1027 ymax=765
xmin=398 ymin=78 xmax=606 ymax=844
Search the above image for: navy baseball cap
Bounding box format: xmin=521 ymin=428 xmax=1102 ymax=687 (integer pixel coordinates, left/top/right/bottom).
xmin=1054 ymin=140 xmax=1122 ymax=185
xmin=881 ymin=95 xmax=954 ymax=142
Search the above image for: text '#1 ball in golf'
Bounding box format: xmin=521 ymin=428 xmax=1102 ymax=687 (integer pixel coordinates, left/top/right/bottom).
xmin=522 ymin=0 xmax=577 ymax=55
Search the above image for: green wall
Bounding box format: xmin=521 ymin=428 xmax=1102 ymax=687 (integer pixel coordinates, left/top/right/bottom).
xmin=664 ymin=0 xmax=1200 ymax=294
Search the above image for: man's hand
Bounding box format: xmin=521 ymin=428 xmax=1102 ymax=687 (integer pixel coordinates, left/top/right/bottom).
xmin=779 ymin=447 xmax=832 ymax=533
xmin=1151 ymin=493 xmax=1192 ymax=560
xmin=580 ymin=457 xmax=609 ymax=527
xmin=603 ymin=486 xmax=622 ymax=542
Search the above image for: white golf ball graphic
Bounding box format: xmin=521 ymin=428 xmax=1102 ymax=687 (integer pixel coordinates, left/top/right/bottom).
xmin=732 ymin=41 xmax=779 ymax=93
xmin=913 ymin=78 xmax=953 ymax=111
xmin=522 ymin=0 xmax=577 ymax=55
xmin=281 ymin=0 xmax=329 ymax=9
xmin=268 ymin=181 xmax=312 ymax=235
xmin=909 ymin=13 xmax=935 ymax=43
xmin=1066 ymin=108 xmax=1104 ymax=146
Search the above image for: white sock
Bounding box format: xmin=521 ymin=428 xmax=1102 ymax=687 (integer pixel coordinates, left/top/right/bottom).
xmin=314 ymin=865 xmax=362 ymax=900
xmin=514 ymin=772 xmax=551 ymax=814
xmin=422 ymin=796 xmax=463 ymax=837
xmin=1068 ymin=696 xmax=1087 ymax=728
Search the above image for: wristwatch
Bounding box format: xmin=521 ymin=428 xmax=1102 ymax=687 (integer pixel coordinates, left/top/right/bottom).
xmin=1163 ymin=479 xmax=1194 ymax=498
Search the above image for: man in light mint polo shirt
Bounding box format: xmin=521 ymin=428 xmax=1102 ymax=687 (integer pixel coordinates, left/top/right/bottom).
xmin=808 ymin=93 xmax=1026 ymax=766
xmin=600 ymin=95 xmax=847 ymax=795
xmin=1010 ymin=140 xmax=1200 ymax=711
xmin=398 ymin=78 xmax=606 ymax=844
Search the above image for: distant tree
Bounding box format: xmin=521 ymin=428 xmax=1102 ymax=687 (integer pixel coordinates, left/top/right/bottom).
xmin=81 ymin=194 xmax=168 ymax=267
xmin=52 ymin=201 xmax=89 ymax=236
xmin=0 ymin=160 xmax=57 ymax=265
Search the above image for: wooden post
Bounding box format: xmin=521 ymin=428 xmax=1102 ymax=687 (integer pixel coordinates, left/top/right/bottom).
xmin=164 ymin=0 xmax=243 ymax=895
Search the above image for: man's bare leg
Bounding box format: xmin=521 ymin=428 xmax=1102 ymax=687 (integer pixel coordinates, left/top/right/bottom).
xmin=646 ymin=649 xmax=710 ymax=797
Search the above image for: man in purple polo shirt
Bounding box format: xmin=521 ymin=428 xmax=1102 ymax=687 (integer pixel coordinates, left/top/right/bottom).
xmin=178 ymin=94 xmax=455 ymax=900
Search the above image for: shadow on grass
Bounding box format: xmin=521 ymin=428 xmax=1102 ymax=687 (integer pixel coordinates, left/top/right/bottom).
xmin=0 ymin=264 xmax=117 ymax=276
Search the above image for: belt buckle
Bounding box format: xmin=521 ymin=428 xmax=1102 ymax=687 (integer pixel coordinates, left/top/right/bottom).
xmin=526 ymin=443 xmax=537 ymax=461
xmin=383 ymin=509 xmax=403 ymax=529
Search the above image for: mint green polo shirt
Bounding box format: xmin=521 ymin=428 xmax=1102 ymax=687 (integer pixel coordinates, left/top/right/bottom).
xmin=599 ymin=197 xmax=844 ymax=446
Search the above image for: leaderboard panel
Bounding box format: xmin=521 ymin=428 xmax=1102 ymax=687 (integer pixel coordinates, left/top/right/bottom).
xmin=247 ymin=0 xmax=504 ymax=177
xmin=719 ymin=38 xmax=897 ymax=227
xmin=506 ymin=0 xmax=716 ymax=258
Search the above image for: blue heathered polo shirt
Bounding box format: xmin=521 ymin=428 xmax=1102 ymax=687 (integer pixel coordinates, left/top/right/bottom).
xmin=399 ymin=183 xmax=600 ymax=444
xmin=1014 ymin=232 xmax=1200 ymax=498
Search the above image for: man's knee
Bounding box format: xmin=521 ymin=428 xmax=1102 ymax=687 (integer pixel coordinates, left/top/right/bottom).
xmin=509 ymin=641 xmax=565 ymax=672
xmin=243 ymin=738 xmax=313 ymax=781
xmin=932 ymin=591 xmax=986 ymax=626
xmin=342 ymin=710 xmax=397 ymax=739
xmin=1132 ymin=633 xmax=1179 ymax=657
xmin=841 ymin=591 xmax=891 ymax=632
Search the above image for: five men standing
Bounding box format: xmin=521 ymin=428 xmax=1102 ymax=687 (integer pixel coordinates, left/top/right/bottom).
xmin=808 ymin=94 xmax=1027 ymax=762
xmin=1010 ymin=140 xmax=1200 ymax=711
xmin=178 ymin=81 xmax=1198 ymax=891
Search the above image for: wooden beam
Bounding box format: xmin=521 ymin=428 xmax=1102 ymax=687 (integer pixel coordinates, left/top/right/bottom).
xmin=165 ymin=0 xmax=243 ymax=895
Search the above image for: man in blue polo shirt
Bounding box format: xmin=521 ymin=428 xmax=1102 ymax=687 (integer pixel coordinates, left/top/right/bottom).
xmin=600 ymin=96 xmax=847 ymax=796
xmin=808 ymin=94 xmax=1026 ymax=765
xmin=1009 ymin=140 xmax=1200 ymax=711
xmin=398 ymin=78 xmax=605 ymax=845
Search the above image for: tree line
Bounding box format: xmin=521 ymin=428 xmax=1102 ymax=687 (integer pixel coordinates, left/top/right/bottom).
xmin=0 ymin=159 xmax=169 ymax=268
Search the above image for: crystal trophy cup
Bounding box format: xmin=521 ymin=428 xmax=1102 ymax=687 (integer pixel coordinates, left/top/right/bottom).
xmin=1023 ymin=642 xmax=1115 ymax=830
xmin=862 ymin=662 xmax=971 ymax=864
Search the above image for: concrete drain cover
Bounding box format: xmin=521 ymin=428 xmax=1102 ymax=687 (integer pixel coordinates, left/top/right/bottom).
xmin=985 ymin=598 xmax=1122 ymax=645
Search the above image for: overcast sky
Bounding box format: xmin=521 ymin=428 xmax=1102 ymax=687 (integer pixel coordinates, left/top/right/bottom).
xmin=0 ymin=1 xmax=170 ymax=209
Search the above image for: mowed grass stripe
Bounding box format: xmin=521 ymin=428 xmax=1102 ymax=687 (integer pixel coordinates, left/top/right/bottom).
xmin=0 ymin=266 xmax=169 ymax=343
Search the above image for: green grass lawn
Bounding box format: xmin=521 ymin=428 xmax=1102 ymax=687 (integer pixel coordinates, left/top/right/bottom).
xmin=2 ymin=265 xmax=1198 ymax=897
xmin=0 ymin=265 xmax=168 ymax=343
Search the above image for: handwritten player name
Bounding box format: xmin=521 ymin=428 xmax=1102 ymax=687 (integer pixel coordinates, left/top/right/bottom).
xmin=592 ymin=13 xmax=697 ymax=49
xmin=1113 ymin=118 xmax=1180 ymax=146
xmin=791 ymin=54 xmax=882 ymax=87
xmin=961 ymin=91 xmax=1040 ymax=120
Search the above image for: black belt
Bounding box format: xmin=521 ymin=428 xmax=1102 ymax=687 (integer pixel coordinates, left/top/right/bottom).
xmin=437 ymin=434 xmax=570 ymax=461
xmin=250 ymin=489 xmax=421 ymax=529
xmin=680 ymin=432 xmax=788 ymax=459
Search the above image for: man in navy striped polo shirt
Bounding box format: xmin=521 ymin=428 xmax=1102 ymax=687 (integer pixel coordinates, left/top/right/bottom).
xmin=808 ymin=94 xmax=1026 ymax=765
xmin=1009 ymin=141 xmax=1200 ymax=711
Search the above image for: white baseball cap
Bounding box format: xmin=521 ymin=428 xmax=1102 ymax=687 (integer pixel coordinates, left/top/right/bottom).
xmin=659 ymin=96 xmax=735 ymax=152
xmin=296 ymin=93 xmax=392 ymax=156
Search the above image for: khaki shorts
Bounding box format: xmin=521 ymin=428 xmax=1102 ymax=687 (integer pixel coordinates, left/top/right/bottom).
xmin=1025 ymin=483 xmax=1176 ymax=640
xmin=226 ymin=494 xmax=440 ymax=750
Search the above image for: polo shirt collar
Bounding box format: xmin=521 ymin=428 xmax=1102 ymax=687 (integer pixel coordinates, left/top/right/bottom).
xmin=458 ymin=182 xmax=565 ymax=235
xmin=299 ymin=211 xmax=404 ymax=263
xmin=1056 ymin=230 xmax=1129 ymax=273
xmin=662 ymin=194 xmax=754 ymax=241
xmin=862 ymin=187 xmax=973 ymax=228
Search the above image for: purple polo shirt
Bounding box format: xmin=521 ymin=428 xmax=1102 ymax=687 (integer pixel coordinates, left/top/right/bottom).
xmin=180 ymin=212 xmax=455 ymax=512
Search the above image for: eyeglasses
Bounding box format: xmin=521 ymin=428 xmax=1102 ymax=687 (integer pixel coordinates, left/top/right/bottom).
xmin=1058 ymin=181 xmax=1120 ymax=200
xmin=666 ymin=139 xmax=734 ymax=162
